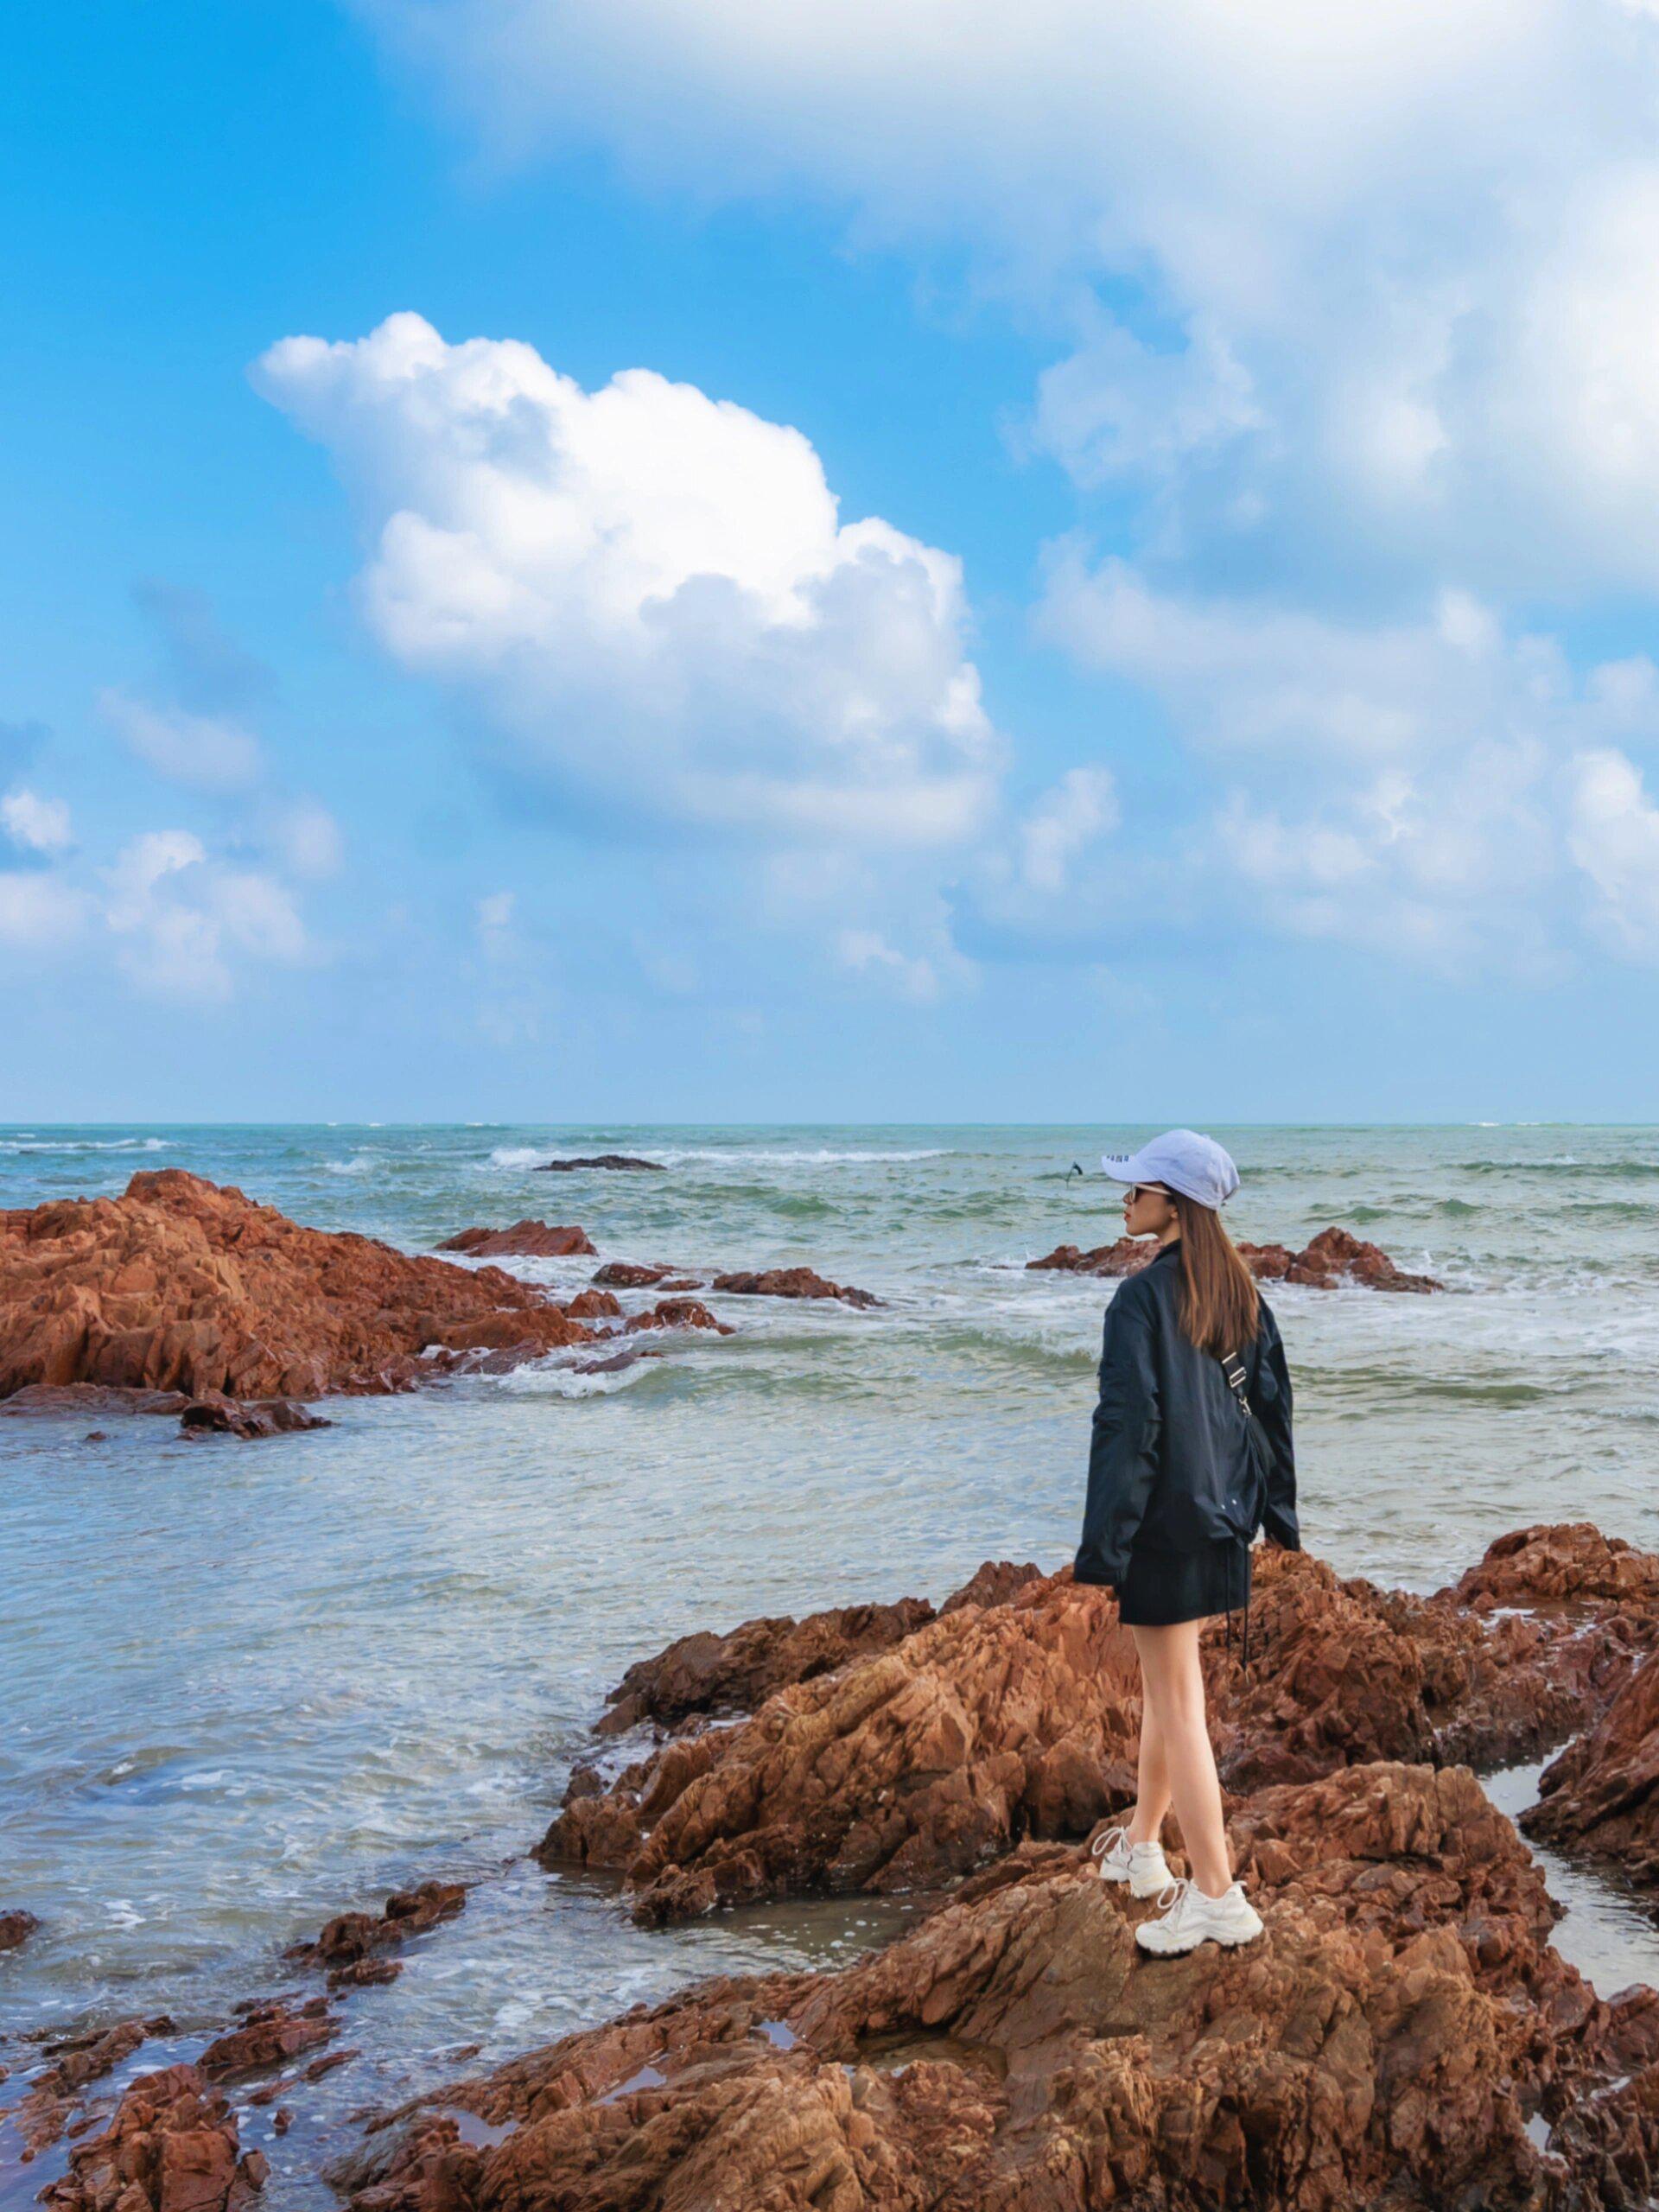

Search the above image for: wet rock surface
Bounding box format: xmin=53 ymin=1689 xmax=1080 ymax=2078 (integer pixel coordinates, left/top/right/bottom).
xmin=0 ymin=1907 xmax=39 ymax=1949
xmin=1526 ymin=1643 xmax=1659 ymax=1887
xmin=0 ymin=1170 xmax=602 ymax=1402
xmin=284 ymin=1881 xmax=467 ymax=1986
xmin=1030 ymin=1224 xmax=1442 ymax=1291
xmin=38 ymin=2062 xmax=268 ymax=2212
xmin=346 ymin=1759 xmax=1645 ymax=2212
xmin=437 ymin=1223 xmax=597 ymax=1258
xmin=709 ymin=1267 xmax=883 ymax=1308
xmin=541 ymin=1531 xmax=1659 ymax=1925
xmin=199 ymin=1999 xmax=337 ymax=2082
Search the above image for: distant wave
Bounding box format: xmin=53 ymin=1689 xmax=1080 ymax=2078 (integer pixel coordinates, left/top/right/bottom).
xmin=0 ymin=1135 xmax=165 ymax=1154
xmin=498 ymin=1358 xmax=658 ymax=1399
xmin=325 ymin=1155 xmax=378 ymax=1176
xmin=481 ymin=1143 xmax=950 ymax=1170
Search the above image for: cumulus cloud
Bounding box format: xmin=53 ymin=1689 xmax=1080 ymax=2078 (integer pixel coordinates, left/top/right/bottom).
xmin=104 ymin=830 xmax=308 ymax=1001
xmin=255 ymin=313 xmax=1000 ymax=847
xmin=363 ymin=0 xmax=1659 ymax=595
xmin=1567 ymin=748 xmax=1659 ymax=956
xmin=1 ymin=789 xmax=73 ymax=857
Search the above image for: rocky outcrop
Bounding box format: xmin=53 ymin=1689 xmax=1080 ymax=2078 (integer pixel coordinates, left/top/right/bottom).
xmin=589 ymin=1261 xmax=695 ymax=1289
xmin=1445 ymin=1518 xmax=1659 ymax=1611
xmin=437 ymin=1223 xmax=596 ymax=1258
xmin=1525 ymin=1643 xmax=1659 ymax=1885
xmin=178 ymin=1395 xmax=332 ymax=1440
xmin=284 ymin=1880 xmax=467 ymax=1987
xmin=0 ymin=1171 xmax=608 ymax=1402
xmin=540 ymin=1530 xmax=1659 ymax=1923
xmin=345 ymin=1760 xmax=1642 ymax=2212
xmin=625 ymin=1296 xmax=732 ymax=1336
xmin=1030 ymin=1224 xmax=1442 ymax=1291
xmin=534 ymin=1154 xmax=663 ymax=1173
xmin=40 ymin=2063 xmax=267 ymax=2212
xmin=199 ymin=1998 xmax=336 ymax=2082
xmin=709 ymin=1268 xmax=882 ymax=1309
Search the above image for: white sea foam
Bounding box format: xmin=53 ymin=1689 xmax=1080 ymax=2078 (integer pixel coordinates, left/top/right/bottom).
xmin=498 ymin=1358 xmax=657 ymax=1399
xmin=484 ymin=1146 xmax=548 ymax=1169
xmin=326 ymin=1154 xmax=378 ymax=1176
xmin=0 ymin=1135 xmax=165 ymax=1154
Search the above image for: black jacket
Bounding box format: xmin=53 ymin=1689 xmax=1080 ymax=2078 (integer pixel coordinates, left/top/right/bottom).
xmin=1074 ymin=1240 xmax=1300 ymax=1588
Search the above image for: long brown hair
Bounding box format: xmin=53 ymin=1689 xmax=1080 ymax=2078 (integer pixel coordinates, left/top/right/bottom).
xmin=1169 ymin=1191 xmax=1259 ymax=1357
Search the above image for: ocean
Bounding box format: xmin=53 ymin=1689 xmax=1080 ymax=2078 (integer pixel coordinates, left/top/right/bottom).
xmin=3 ymin=1122 xmax=1659 ymax=2202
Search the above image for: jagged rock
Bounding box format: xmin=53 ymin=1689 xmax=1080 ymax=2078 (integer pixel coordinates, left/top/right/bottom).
xmin=199 ymin=1999 xmax=335 ymax=2082
xmin=1444 ymin=1519 xmax=1659 ymax=1610
xmin=0 ymin=1907 xmax=38 ymax=1948
xmin=624 ymin=1297 xmax=733 ymax=1336
xmin=285 ymin=1881 xmax=467 ymax=1983
xmin=563 ymin=1287 xmax=622 ymax=1320
xmin=40 ymin=2063 xmax=266 ymax=2212
xmin=541 ymin=1533 xmax=1659 ymax=1923
xmin=534 ymin=1154 xmax=664 ymax=1173
xmin=437 ymin=1224 xmax=596 ymax=1259
xmin=0 ymin=1171 xmax=600 ymax=1402
xmin=178 ymin=1395 xmax=332 ymax=1440
xmin=348 ymin=1761 xmax=1627 ymax=2212
xmin=1525 ymin=1643 xmax=1659 ymax=1885
xmin=590 ymin=1260 xmax=680 ymax=1288
xmin=709 ymin=1268 xmax=882 ymax=1309
xmin=1029 ymin=1224 xmax=1442 ymax=1291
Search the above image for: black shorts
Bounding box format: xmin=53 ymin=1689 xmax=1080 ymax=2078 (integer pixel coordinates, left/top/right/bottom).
xmin=1116 ymin=1535 xmax=1250 ymax=1626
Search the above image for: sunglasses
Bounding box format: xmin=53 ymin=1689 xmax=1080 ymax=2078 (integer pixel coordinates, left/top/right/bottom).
xmin=1123 ymin=1183 xmax=1171 ymax=1203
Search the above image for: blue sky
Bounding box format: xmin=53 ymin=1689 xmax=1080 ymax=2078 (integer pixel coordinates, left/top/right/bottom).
xmin=7 ymin=0 xmax=1659 ymax=1121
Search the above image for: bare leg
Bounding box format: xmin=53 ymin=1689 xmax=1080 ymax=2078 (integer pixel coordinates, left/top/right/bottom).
xmin=1129 ymin=1620 xmax=1232 ymax=1896
xmin=1128 ymin=1687 xmax=1172 ymax=1845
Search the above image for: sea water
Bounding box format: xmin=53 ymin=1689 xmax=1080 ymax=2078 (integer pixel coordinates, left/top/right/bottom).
xmin=3 ymin=1123 xmax=1658 ymax=2200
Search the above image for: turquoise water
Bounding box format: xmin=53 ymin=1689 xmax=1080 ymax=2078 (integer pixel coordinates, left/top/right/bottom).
xmin=3 ymin=1122 xmax=1658 ymax=2201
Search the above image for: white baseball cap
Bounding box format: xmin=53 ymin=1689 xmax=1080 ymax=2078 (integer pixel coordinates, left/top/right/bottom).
xmin=1100 ymin=1128 xmax=1240 ymax=1211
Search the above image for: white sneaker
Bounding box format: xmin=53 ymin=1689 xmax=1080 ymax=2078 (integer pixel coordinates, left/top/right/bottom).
xmin=1089 ymin=1821 xmax=1172 ymax=1899
xmin=1135 ymin=1875 xmax=1265 ymax=1955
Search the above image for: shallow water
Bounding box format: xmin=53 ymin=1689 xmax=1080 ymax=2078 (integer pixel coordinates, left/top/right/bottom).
xmin=3 ymin=1122 xmax=1658 ymax=2200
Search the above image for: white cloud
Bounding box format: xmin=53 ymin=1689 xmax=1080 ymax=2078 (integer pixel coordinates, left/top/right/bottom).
xmin=269 ymin=798 xmax=345 ymax=879
xmin=1 ymin=789 xmax=73 ymax=856
xmin=256 ymin=314 xmax=999 ymax=847
xmin=0 ymin=871 xmax=87 ymax=948
xmin=104 ymin=830 xmax=308 ymax=1001
xmin=100 ymin=689 xmax=264 ymax=791
xmin=363 ymin=0 xmax=1659 ymax=593
xmin=1567 ymin=747 xmax=1659 ymax=955
xmin=1016 ymin=766 xmax=1119 ymax=894
xmin=835 ymin=927 xmax=943 ymax=1002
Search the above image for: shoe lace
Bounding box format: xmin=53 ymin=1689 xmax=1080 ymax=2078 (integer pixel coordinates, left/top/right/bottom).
xmin=1154 ymin=1875 xmax=1194 ymax=1917
xmin=1090 ymin=1822 xmax=1131 ymax=1861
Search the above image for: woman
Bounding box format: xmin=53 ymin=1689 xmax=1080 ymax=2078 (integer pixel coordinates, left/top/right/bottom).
xmin=1073 ymin=1128 xmax=1300 ymax=1957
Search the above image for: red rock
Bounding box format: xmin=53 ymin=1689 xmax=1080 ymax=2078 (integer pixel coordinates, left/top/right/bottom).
xmin=709 ymin=1268 xmax=882 ymax=1309
xmin=589 ymin=1261 xmax=677 ymax=1287
xmin=534 ymin=1154 xmax=663 ymax=1173
xmin=286 ymin=1882 xmax=467 ymax=1977
xmin=623 ymin=1297 xmax=733 ymax=1336
xmin=354 ymin=1762 xmax=1618 ymax=2212
xmin=543 ymin=1532 xmax=1659 ymax=1923
xmin=563 ymin=1287 xmax=621 ymax=1320
xmin=39 ymin=2063 xmax=266 ymax=2212
xmin=178 ymin=1396 xmax=331 ymax=1440
xmin=437 ymin=1224 xmax=596 ymax=1259
xmin=1524 ymin=1643 xmax=1659 ymax=1885
xmin=1444 ymin=1519 xmax=1659 ymax=1609
xmin=1028 ymin=1224 xmax=1442 ymax=1290
xmin=199 ymin=2000 xmax=335 ymax=2082
xmin=0 ymin=1171 xmax=599 ymax=1403
xmin=0 ymin=1907 xmax=38 ymax=1948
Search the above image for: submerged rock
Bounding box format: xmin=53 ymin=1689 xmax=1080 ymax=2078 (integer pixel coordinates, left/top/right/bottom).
xmin=534 ymin=1154 xmax=664 ymax=1173
xmin=0 ymin=1170 xmax=601 ymax=1403
xmin=350 ymin=1760 xmax=1636 ymax=2212
xmin=0 ymin=1907 xmax=38 ymax=1948
xmin=199 ymin=1999 xmax=336 ymax=2082
xmin=178 ymin=1395 xmax=332 ymax=1440
xmin=540 ymin=1529 xmax=1659 ymax=1923
xmin=709 ymin=1267 xmax=883 ymax=1309
xmin=39 ymin=2062 xmax=267 ymax=2212
xmin=1030 ymin=1224 xmax=1442 ymax=1291
xmin=285 ymin=1880 xmax=467 ymax=1986
xmin=437 ymin=1223 xmax=597 ymax=1259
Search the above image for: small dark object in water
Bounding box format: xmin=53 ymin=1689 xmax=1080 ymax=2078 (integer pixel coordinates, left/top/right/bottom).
xmin=535 ymin=1154 xmax=664 ymax=1173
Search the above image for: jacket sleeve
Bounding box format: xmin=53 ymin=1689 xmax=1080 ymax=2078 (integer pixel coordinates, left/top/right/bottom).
xmin=1074 ymin=1287 xmax=1161 ymax=1588
xmin=1255 ymin=1304 xmax=1300 ymax=1549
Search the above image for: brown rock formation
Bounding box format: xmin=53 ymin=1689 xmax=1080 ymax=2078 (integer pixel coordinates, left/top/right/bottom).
xmin=1524 ymin=1643 xmax=1659 ymax=1885
xmin=589 ymin=1260 xmax=681 ymax=1288
xmin=541 ymin=1531 xmax=1659 ymax=1923
xmin=437 ymin=1223 xmax=596 ymax=1258
xmin=199 ymin=1999 xmax=335 ymax=2082
xmin=0 ymin=1170 xmax=601 ymax=1402
xmin=534 ymin=1154 xmax=663 ymax=1173
xmin=178 ymin=1396 xmax=331 ymax=1440
xmin=1444 ymin=1517 xmax=1659 ymax=1610
xmin=346 ymin=1761 xmax=1633 ymax=2212
xmin=1030 ymin=1224 xmax=1442 ymax=1291
xmin=40 ymin=2063 xmax=267 ymax=2212
xmin=625 ymin=1297 xmax=733 ymax=1336
xmin=0 ymin=1906 xmax=38 ymax=1948
xmin=709 ymin=1268 xmax=882 ymax=1309
xmin=285 ymin=1880 xmax=467 ymax=1985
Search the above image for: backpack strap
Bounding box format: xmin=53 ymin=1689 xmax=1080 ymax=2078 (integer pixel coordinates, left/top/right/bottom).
xmin=1219 ymin=1349 xmax=1255 ymax=1421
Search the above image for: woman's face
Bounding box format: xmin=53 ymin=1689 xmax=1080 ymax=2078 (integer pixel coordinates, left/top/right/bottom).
xmin=1122 ymin=1180 xmax=1179 ymax=1240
